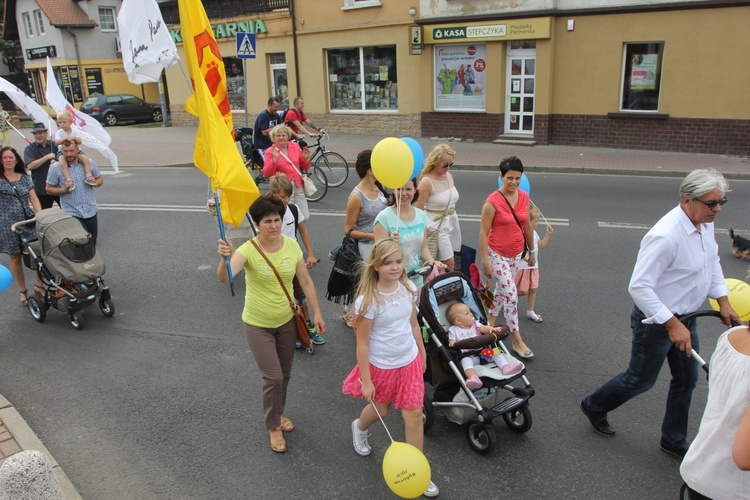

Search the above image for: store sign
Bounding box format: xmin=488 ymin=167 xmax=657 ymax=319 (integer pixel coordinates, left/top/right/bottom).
xmin=171 ymin=19 xmax=268 ymax=43
xmin=26 ymin=45 xmax=57 ymax=60
xmin=426 ymin=17 xmax=550 ymax=44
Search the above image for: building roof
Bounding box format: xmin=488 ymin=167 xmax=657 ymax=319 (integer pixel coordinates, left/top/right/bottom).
xmin=33 ymin=0 xmax=97 ymax=28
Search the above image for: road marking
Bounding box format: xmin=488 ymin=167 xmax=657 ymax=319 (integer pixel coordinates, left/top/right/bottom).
xmin=598 ymin=222 xmax=652 ymax=230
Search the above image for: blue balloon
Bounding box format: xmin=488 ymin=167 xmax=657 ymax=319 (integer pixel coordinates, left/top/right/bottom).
xmin=400 ymin=137 xmax=424 ymax=181
xmin=497 ymin=172 xmax=531 ymax=195
xmin=0 ymin=265 xmax=12 ymax=292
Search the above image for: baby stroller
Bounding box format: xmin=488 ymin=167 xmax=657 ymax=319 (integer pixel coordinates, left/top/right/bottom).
xmin=419 ymin=271 xmax=535 ymax=455
xmin=233 ymin=127 xmax=267 ymax=185
xmin=12 ymin=208 xmax=114 ymax=330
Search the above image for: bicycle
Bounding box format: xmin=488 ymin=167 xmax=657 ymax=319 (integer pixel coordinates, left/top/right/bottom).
xmin=303 ymin=132 xmax=350 ymax=187
xmin=234 ymin=127 xmax=328 ymax=202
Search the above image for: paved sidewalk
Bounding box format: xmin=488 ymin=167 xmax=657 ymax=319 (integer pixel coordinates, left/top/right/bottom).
xmin=0 ymin=395 xmax=81 ymax=499
xmin=9 ymin=124 xmax=750 ymax=178
xmin=1 ymin=123 xmax=747 ymax=497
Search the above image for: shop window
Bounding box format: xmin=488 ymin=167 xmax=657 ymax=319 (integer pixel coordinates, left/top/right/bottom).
xmin=224 ymin=57 xmax=245 ymax=111
xmin=22 ymin=12 xmax=33 ymax=38
xmin=269 ymin=53 xmax=288 ymax=108
xmin=342 ymin=0 xmax=382 ymax=10
xmin=620 ymin=42 xmax=664 ymax=112
xmin=98 ymin=6 xmax=117 ymax=32
xmin=327 ymin=46 xmax=397 ymax=112
xmin=33 ymin=10 xmax=45 ymax=35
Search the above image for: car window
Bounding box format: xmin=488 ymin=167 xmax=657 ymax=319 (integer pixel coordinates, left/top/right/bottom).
xmin=83 ymin=96 xmax=98 ymax=107
xmin=106 ymin=96 xmax=123 ymax=105
xmin=122 ymin=95 xmax=143 ymax=105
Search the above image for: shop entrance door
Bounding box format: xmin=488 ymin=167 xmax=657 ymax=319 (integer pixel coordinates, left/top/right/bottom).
xmin=505 ymin=44 xmax=536 ymax=135
xmin=270 ymin=64 xmax=289 ymax=108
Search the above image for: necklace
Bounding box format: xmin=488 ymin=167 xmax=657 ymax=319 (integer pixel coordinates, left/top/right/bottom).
xmin=256 ymin=235 xmax=281 ymax=253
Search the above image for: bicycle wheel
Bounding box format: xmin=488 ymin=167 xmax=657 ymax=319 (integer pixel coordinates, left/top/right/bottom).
xmin=306 ymin=166 xmax=328 ymax=202
xmin=314 ymin=151 xmax=349 ymax=187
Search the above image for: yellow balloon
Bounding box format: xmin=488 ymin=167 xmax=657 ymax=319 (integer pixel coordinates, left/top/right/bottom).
xmin=709 ymin=278 xmax=750 ymax=321
xmin=382 ymin=441 xmax=431 ymax=499
xmin=371 ymin=138 xmax=414 ymax=189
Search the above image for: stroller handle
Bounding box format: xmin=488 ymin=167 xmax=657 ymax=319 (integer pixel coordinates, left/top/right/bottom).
xmin=408 ymin=265 xmax=432 ymax=279
xmin=11 ymin=216 xmax=37 ymax=235
xmin=678 ymin=309 xmax=742 ymax=375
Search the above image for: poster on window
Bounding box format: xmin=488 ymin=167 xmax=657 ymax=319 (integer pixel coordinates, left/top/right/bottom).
xmin=630 ymin=54 xmax=658 ymax=90
xmin=434 ymin=43 xmax=486 ymax=111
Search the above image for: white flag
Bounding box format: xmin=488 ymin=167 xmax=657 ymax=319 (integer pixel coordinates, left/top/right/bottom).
xmin=118 ymin=0 xmax=179 ymax=84
xmin=46 ymin=58 xmax=119 ymax=171
xmin=0 ymin=77 xmax=58 ymax=137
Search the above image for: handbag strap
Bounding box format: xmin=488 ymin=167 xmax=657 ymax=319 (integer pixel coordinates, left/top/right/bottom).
xmin=249 ymin=238 xmax=296 ymax=313
xmin=277 ymin=149 xmax=307 ymax=180
xmin=497 ymin=191 xmax=525 ymax=234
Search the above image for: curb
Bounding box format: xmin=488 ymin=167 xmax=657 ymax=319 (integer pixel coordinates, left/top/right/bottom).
xmin=0 ymin=394 xmax=82 ymax=500
xmin=113 ymin=163 xmax=750 ymax=181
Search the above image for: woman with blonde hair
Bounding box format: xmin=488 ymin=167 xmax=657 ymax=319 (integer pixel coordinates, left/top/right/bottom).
xmin=262 ymin=124 xmax=312 ymax=219
xmin=414 ymin=144 xmax=461 ymax=271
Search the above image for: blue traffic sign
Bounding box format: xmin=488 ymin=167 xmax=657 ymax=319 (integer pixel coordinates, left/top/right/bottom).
xmin=236 ymin=33 xmax=256 ymax=59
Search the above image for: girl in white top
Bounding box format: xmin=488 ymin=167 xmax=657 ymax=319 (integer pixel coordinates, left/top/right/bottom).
xmin=342 ymin=239 xmax=439 ymax=498
xmin=680 ymin=325 xmax=750 ymax=499
xmin=514 ymin=203 xmax=554 ymax=323
xmin=415 ymin=144 xmax=461 ymax=271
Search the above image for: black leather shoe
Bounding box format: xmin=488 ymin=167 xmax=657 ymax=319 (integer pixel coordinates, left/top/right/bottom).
xmin=660 ymin=440 xmax=690 ymax=459
xmin=580 ymin=400 xmax=615 ymax=437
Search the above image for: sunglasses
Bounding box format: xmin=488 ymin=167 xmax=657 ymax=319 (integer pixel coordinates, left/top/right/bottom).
xmin=692 ymin=196 xmax=728 ymax=208
xmin=442 ymin=162 xmax=454 ymax=168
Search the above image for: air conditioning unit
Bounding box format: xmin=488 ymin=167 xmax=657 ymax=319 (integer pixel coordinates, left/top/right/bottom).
xmin=115 ymin=38 xmax=122 ymax=55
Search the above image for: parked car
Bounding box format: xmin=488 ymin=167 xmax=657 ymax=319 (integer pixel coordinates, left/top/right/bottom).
xmin=79 ymin=94 xmax=162 ymax=126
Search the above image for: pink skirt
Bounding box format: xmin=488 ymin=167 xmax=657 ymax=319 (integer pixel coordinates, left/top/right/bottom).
xmin=514 ymin=268 xmax=539 ymax=293
xmin=342 ymin=355 xmax=425 ymax=410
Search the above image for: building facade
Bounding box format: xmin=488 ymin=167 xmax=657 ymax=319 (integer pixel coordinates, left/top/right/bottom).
xmin=10 ymin=0 xmax=159 ymax=109
xmin=158 ymin=0 xmax=749 ymax=155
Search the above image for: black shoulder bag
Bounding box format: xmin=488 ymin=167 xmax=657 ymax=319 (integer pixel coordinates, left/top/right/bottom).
xmin=497 ymin=191 xmax=529 ymax=259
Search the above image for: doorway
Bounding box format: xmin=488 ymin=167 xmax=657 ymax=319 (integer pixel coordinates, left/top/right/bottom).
xmin=505 ymin=41 xmax=536 ymax=135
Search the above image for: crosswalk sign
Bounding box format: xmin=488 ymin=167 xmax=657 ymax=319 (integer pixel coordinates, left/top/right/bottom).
xmin=236 ymin=33 xmax=256 ymax=59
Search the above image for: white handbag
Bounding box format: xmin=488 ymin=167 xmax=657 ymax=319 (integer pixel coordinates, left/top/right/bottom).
xmin=279 ymin=149 xmax=317 ymax=197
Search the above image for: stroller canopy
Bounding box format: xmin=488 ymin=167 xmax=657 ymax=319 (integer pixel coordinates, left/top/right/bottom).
xmin=36 ymin=208 xmax=105 ymax=282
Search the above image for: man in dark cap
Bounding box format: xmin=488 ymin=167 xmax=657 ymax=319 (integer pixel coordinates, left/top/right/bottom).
xmin=24 ymin=122 xmax=59 ymax=209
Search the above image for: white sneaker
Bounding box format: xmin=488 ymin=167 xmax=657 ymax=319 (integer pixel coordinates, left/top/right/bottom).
xmin=423 ymin=480 xmax=440 ymax=497
xmin=351 ymin=419 xmax=371 ymax=456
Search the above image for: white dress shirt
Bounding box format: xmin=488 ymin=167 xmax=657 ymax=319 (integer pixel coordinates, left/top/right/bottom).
xmin=628 ymin=205 xmax=729 ymax=325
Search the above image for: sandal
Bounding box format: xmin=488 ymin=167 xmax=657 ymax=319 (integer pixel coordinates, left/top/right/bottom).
xmin=341 ymin=311 xmax=354 ymax=329
xmin=33 ymin=284 xmax=45 ymax=298
xmin=280 ymin=416 xmax=294 ymax=432
xmin=270 ymin=428 xmax=287 ymax=453
xmin=19 ymin=290 xmax=28 ymax=305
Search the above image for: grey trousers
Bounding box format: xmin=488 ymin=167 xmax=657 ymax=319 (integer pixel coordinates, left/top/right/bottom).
xmin=244 ymin=318 xmax=297 ymax=430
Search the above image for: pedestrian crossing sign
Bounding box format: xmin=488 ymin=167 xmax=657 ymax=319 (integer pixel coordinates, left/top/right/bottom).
xmin=236 ymin=33 xmax=256 ymax=59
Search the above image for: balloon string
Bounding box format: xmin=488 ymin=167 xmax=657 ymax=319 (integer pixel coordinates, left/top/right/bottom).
xmin=395 ymin=193 xmax=402 ymax=234
xmin=370 ymin=400 xmax=395 ymax=443
xmin=530 ymin=199 xmax=551 ymax=228
xmin=359 ymin=378 xmax=395 ymax=443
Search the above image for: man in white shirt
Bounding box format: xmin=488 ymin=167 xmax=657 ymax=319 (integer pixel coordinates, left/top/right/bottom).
xmin=580 ymin=169 xmax=739 ymax=459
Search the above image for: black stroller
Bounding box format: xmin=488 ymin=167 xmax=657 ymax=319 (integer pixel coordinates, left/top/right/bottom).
xmin=419 ymin=271 xmax=535 ymax=455
xmin=233 ymin=127 xmax=268 ymax=185
xmin=12 ymin=208 xmax=114 ymax=330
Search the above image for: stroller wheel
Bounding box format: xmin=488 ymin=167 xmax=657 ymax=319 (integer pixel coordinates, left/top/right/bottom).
xmin=502 ymin=404 xmax=533 ymax=434
xmin=68 ymin=310 xmax=84 ymax=330
xmin=465 ymin=419 xmax=496 ymax=455
xmin=27 ymin=296 xmax=46 ymax=323
xmin=422 ymin=395 xmax=435 ymax=432
xmin=99 ymin=298 xmax=115 ymax=317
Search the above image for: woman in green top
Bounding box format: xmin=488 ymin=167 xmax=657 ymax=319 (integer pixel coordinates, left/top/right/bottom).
xmin=217 ymin=195 xmax=326 ymax=454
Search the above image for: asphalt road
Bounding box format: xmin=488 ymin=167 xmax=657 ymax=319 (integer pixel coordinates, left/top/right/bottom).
xmin=1 ymin=169 xmax=748 ymax=499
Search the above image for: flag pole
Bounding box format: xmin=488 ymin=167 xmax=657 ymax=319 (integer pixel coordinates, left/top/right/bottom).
xmin=214 ymin=189 xmax=235 ymax=296
xmin=0 ymin=115 xmax=31 ymax=144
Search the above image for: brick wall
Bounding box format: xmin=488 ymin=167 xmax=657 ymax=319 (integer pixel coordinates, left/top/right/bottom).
xmin=549 ymin=114 xmax=750 ymax=156
xmin=169 ymin=106 xmax=421 ymax=137
xmin=421 ymin=112 xmax=502 ymax=141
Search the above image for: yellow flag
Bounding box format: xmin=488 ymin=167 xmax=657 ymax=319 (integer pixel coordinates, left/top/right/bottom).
xmin=178 ymin=0 xmax=258 ymax=227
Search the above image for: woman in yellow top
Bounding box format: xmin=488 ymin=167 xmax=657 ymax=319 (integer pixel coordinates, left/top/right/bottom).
xmin=217 ymin=195 xmax=326 ymax=454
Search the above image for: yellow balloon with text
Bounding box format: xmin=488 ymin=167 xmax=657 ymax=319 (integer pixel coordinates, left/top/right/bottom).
xmin=371 ymin=137 xmax=414 ymax=189
xmin=382 ymin=441 xmax=431 ymax=498
xmin=709 ymin=278 xmax=750 ymax=321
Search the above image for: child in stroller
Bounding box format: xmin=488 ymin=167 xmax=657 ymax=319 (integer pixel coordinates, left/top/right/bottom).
xmin=12 ymin=207 xmax=113 ymax=330
xmin=419 ymin=271 xmax=535 ymax=454
xmin=446 ymin=302 xmax=524 ymax=388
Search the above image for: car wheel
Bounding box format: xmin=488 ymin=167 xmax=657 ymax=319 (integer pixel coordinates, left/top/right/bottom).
xmin=104 ymin=112 xmax=118 ymax=126
xmin=152 ymin=108 xmax=163 ymax=122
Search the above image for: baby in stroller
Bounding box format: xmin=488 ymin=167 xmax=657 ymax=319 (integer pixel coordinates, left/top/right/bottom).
xmin=446 ymin=302 xmax=524 ymax=388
